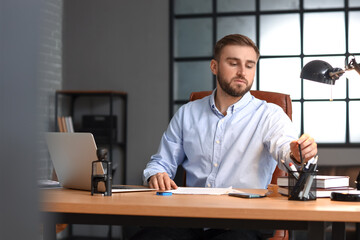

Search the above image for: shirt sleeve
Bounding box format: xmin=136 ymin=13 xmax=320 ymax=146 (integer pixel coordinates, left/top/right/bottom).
xmin=143 ymin=107 xmax=186 ymax=185
xmin=262 ymin=104 xmax=299 ymax=173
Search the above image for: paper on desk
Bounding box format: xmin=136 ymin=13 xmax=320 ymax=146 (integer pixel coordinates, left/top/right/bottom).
xmin=170 ymin=187 xmax=242 ymax=195
xmin=38 ymin=179 xmax=62 ymax=189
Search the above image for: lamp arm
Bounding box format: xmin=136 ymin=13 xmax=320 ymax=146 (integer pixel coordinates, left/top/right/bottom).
xmin=328 ymin=69 xmax=345 ymax=80
xmin=354 ymin=63 xmax=360 ymax=75
xmin=346 ymin=58 xmax=360 ymax=75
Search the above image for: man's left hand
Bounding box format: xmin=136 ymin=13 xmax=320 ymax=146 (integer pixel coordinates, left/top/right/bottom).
xmin=290 ymin=133 xmax=317 ymax=164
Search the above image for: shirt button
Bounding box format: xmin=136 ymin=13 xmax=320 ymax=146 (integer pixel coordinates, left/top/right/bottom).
xmin=216 ymin=140 xmax=220 ymax=144
xmin=214 ymin=163 xmax=218 ymax=167
xmin=207 ymin=183 xmax=211 ymax=187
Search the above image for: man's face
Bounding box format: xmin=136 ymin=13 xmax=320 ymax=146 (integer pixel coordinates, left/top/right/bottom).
xmin=210 ymin=45 xmax=258 ymax=97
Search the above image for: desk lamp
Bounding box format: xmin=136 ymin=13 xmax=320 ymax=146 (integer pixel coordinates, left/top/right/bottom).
xmin=300 ymin=56 xmax=360 ymax=84
xmin=300 ymin=56 xmax=360 ymax=201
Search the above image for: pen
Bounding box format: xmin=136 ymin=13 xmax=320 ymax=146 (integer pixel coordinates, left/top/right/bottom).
xmin=305 ymin=155 xmax=318 ymax=169
xmin=298 ymin=144 xmax=304 ymax=171
xmin=299 ymin=156 xmax=318 ymax=199
xmin=289 ymin=162 xmax=299 ymax=179
xmin=289 ymin=170 xmax=307 ymax=199
xmin=301 ymin=163 xmax=318 ymax=199
xmin=281 ymin=160 xmax=299 ymax=179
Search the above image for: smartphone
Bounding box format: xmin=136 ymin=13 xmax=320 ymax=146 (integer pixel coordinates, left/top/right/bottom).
xmin=228 ymin=192 xmax=266 ymax=198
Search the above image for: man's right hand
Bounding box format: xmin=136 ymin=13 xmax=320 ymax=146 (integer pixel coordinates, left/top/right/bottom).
xmin=149 ymin=172 xmax=178 ymax=191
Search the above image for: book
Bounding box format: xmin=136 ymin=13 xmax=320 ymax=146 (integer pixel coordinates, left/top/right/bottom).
xmin=277 ymin=175 xmax=350 ymax=188
xmin=57 ymin=116 xmax=74 ymax=133
xmin=61 ymin=116 xmax=68 ymax=132
xmin=57 ymin=116 xmax=64 ymax=132
xmin=278 ymin=186 xmax=356 ymax=198
xmin=65 ymin=116 xmax=74 ymax=132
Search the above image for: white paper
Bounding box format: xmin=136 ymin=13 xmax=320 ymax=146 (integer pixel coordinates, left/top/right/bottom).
xmin=38 ymin=179 xmax=62 ymax=188
xmin=112 ymin=188 xmax=156 ymax=193
xmin=170 ymin=187 xmax=242 ymax=195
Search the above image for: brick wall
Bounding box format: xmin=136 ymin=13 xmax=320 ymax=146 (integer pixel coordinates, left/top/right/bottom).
xmin=37 ymin=0 xmax=63 ymax=179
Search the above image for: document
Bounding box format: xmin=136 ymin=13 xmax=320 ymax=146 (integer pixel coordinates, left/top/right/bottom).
xmin=170 ymin=187 xmax=242 ymax=195
xmin=112 ymin=185 xmax=156 ymax=193
xmin=38 ymin=179 xmax=62 ymax=189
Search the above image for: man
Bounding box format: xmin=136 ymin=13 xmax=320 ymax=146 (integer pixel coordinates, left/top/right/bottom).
xmin=137 ymin=34 xmax=317 ymax=239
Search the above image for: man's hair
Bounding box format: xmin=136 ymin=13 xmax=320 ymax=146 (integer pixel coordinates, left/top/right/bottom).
xmin=213 ymin=34 xmax=260 ymax=61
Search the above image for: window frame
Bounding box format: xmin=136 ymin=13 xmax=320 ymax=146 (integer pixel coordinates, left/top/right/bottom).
xmin=169 ymin=0 xmax=360 ymax=148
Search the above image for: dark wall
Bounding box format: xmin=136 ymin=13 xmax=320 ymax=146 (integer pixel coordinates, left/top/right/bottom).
xmin=62 ymin=0 xmax=169 ymax=185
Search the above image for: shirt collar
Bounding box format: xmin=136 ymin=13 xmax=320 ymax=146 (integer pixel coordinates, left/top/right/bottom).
xmin=209 ymin=89 xmax=252 ymax=116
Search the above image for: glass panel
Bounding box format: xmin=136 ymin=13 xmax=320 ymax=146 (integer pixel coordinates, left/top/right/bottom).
xmin=291 ymin=101 xmax=301 ymax=136
xmin=304 ymin=12 xmax=345 ymax=55
xmin=304 ymin=0 xmax=344 ymax=9
xmin=349 ymin=11 xmax=360 ymax=53
xmin=350 ymin=101 xmax=360 ymax=143
xmin=174 ymin=61 xmax=213 ymax=100
xmin=350 ymin=0 xmax=360 ymax=7
xmin=217 ymin=0 xmax=255 ymax=12
xmin=174 ymin=18 xmax=213 ymax=57
xmin=251 ymin=73 xmax=257 ymax=90
xmin=303 ymin=56 xmax=347 ymax=100
xmin=260 ymin=14 xmax=300 ymax=56
xmin=348 ymin=55 xmax=360 ymax=98
xmin=174 ymin=0 xmax=212 ymax=14
xmin=304 ymin=101 xmax=346 ymax=143
xmin=217 ymin=16 xmax=256 ymax=43
xmin=260 ymin=0 xmax=299 ymax=11
xmin=259 ymin=58 xmax=301 ymax=100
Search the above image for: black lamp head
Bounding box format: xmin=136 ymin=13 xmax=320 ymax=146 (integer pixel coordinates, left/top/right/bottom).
xmin=300 ymin=60 xmax=345 ymax=85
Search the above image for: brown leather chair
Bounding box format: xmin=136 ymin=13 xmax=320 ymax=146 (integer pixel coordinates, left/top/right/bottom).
xmin=189 ymin=90 xmax=292 ymax=240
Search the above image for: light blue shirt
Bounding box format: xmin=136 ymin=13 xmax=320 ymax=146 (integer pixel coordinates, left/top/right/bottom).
xmin=144 ymin=90 xmax=299 ymax=189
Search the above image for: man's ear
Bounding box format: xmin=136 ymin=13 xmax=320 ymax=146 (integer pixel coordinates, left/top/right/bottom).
xmin=210 ymin=59 xmax=218 ymax=75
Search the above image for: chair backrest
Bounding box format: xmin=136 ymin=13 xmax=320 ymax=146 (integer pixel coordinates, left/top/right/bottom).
xmin=189 ymin=90 xmax=292 ymax=184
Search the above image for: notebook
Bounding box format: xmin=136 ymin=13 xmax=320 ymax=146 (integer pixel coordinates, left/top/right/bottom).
xmin=45 ymin=132 xmax=154 ymax=192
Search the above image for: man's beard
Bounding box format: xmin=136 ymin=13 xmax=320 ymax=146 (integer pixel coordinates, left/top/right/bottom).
xmin=217 ymin=69 xmax=252 ymax=98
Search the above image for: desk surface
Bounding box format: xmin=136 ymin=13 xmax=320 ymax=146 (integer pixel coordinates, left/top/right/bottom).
xmin=41 ymin=188 xmax=360 ymax=223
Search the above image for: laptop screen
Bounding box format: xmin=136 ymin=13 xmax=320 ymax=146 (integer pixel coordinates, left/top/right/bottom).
xmin=45 ymin=132 xmax=98 ymax=191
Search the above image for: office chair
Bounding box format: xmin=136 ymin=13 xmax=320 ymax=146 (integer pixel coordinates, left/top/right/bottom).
xmin=188 ymin=90 xmax=292 ymax=240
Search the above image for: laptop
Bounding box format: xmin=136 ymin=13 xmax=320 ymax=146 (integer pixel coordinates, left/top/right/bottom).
xmin=45 ymin=132 xmax=154 ymax=192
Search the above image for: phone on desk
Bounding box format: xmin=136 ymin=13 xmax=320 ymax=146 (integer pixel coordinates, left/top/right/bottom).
xmin=228 ymin=192 xmax=266 ymax=198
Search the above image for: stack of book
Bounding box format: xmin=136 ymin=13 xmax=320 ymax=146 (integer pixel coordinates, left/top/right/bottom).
xmin=277 ymin=175 xmax=355 ymax=198
xmin=57 ymin=116 xmax=74 ymax=133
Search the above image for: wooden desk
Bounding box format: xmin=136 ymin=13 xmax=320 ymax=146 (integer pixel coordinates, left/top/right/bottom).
xmin=41 ymin=188 xmax=360 ymax=240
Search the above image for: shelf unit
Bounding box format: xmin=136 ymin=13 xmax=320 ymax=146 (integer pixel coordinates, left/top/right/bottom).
xmin=55 ymin=90 xmax=127 ymax=184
